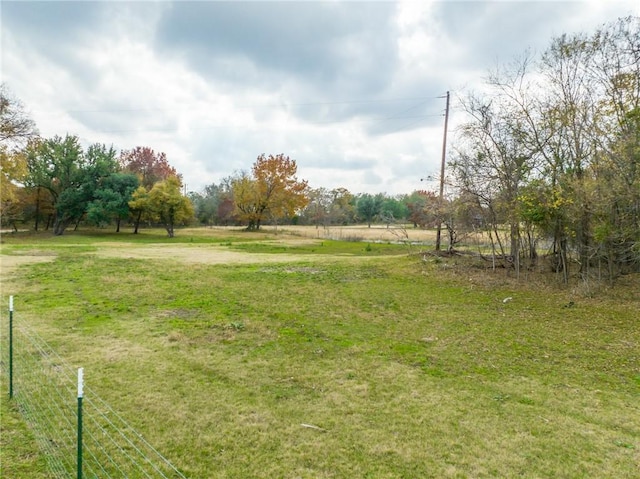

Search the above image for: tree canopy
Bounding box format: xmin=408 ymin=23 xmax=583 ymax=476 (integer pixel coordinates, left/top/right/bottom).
xmin=146 ymin=176 xmax=194 ymax=238
xmin=232 ymin=154 xmax=309 ymax=230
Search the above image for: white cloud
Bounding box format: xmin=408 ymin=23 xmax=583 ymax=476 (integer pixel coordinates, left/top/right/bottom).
xmin=2 ymin=1 xmax=637 ymax=196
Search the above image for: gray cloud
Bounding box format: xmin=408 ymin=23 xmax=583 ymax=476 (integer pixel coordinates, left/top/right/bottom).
xmin=1 ymin=2 xmax=106 ymax=88
xmin=431 ymin=1 xmax=606 ymax=70
xmin=2 ymin=1 xmax=637 ymax=195
xmin=154 ymin=2 xmax=400 ymax=112
xmin=1 ymin=1 xmax=103 ymax=42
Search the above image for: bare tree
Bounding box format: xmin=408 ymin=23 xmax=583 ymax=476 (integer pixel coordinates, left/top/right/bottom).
xmin=0 ymin=84 xmax=38 ymax=148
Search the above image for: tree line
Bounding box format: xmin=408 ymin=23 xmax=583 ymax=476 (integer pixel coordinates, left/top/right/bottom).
xmin=189 ymin=179 xmax=441 ymax=231
xmin=450 ymin=16 xmax=639 ymax=281
xmin=1 ymin=127 xmax=193 ymax=237
xmin=1 ymin=16 xmax=638 ymax=282
xmin=1 ymin=85 xmax=442 ymax=236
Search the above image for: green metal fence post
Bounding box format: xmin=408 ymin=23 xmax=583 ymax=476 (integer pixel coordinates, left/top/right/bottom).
xmin=77 ymin=368 xmax=84 ymax=479
xmin=9 ymin=295 xmax=14 ymax=399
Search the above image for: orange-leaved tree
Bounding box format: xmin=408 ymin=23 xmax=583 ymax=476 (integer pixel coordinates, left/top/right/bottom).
xmin=119 ymin=147 xmax=178 ymax=189
xmin=233 ymin=154 xmax=309 ymax=230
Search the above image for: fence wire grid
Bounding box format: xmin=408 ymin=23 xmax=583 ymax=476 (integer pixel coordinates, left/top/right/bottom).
xmin=2 ymin=312 xmax=189 ymax=479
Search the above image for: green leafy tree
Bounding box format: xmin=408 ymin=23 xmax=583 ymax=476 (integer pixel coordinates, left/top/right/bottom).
xmin=128 ymin=186 xmax=152 ymax=233
xmin=86 ymin=173 xmax=139 ymax=232
xmin=25 ymin=135 xmax=81 ymax=235
xmin=380 ymin=195 xmax=409 ymax=226
xmin=531 ymin=17 xmax=640 ymax=279
xmin=25 ymin=136 xmax=118 ymax=235
xmin=147 ymin=176 xmax=194 ymax=237
xmin=356 ymin=193 xmax=383 ymax=228
xmin=189 ymin=191 xmax=216 ymax=226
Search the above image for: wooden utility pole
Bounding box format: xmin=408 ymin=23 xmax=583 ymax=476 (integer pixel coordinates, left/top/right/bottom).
xmin=435 ymin=91 xmax=450 ymax=251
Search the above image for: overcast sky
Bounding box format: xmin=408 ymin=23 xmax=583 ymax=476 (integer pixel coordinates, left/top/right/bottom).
xmin=2 ymin=1 xmax=638 ymax=195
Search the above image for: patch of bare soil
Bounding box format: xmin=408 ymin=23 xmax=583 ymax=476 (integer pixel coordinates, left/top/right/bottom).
xmin=94 ymin=244 xmax=313 ymax=264
xmin=0 ymin=254 xmax=57 ymax=282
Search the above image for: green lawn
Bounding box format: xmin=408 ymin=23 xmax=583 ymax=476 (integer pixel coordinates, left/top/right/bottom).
xmin=1 ymin=228 xmax=639 ymax=478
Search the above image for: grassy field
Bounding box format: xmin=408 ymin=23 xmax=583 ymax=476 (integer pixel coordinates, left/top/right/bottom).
xmin=1 ymin=227 xmax=639 ymax=478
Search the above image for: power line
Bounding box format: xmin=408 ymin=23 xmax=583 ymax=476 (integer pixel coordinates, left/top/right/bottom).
xmin=33 ymin=95 xmax=446 ymax=116
xmin=32 ymin=93 xmax=450 ymax=137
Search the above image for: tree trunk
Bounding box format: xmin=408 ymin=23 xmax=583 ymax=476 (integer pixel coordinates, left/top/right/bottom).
xmin=526 ymin=228 xmax=538 ymax=265
xmin=53 ymin=216 xmax=71 ymax=236
xmin=133 ymin=210 xmax=142 ymax=234
xmin=554 ymin=235 xmax=569 ymax=284
xmin=578 ymin=209 xmax=590 ymax=276
xmin=510 ymin=221 xmax=520 ymax=278
xmin=447 ymin=227 xmax=455 ymax=252
xmin=34 ymin=187 xmax=41 ymax=231
xmin=509 ymin=222 xmax=519 ymax=259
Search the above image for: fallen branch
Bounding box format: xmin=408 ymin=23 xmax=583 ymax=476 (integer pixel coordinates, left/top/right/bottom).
xmin=300 ymin=423 xmax=327 ymax=432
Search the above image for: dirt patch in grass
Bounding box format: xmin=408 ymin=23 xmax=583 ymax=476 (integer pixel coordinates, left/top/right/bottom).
xmin=0 ymin=254 xmax=57 ymax=282
xmin=94 ymin=244 xmax=315 ymax=264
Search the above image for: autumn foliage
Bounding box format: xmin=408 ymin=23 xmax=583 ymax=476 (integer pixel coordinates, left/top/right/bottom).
xmin=233 ymin=154 xmax=309 ymax=229
xmin=120 ymin=147 xmax=182 ymax=233
xmin=119 ymin=147 xmax=179 ymax=189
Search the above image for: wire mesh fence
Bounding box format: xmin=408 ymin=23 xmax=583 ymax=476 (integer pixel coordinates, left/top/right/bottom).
xmin=2 ymin=299 xmax=188 ymax=479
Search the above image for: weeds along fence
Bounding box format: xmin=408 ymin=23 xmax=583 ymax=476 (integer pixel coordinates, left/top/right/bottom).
xmin=2 ymin=296 xmax=188 ymax=479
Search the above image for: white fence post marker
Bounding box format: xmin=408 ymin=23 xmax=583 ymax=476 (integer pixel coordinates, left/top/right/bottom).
xmin=78 ymin=368 xmax=84 ymax=398
xmin=77 ymin=367 xmax=84 ymax=479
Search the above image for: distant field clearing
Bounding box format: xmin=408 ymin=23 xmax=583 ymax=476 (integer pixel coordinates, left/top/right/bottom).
xmin=255 ymin=224 xmax=438 ymax=243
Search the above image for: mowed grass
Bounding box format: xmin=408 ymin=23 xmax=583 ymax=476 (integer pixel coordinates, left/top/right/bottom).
xmin=1 ymin=228 xmax=639 ymax=478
